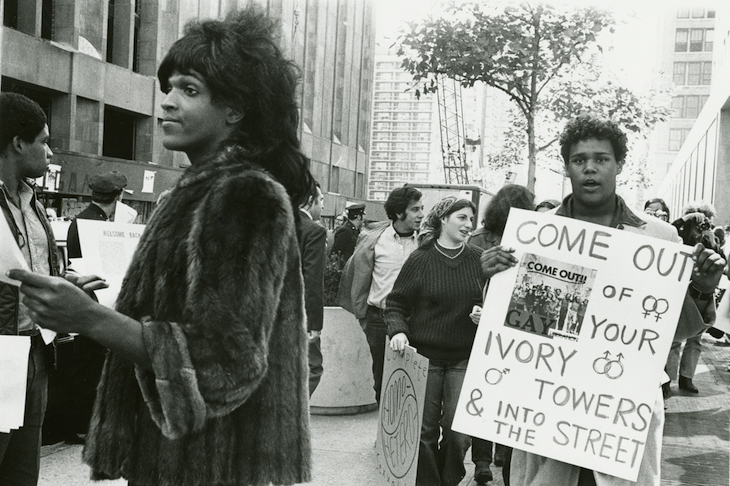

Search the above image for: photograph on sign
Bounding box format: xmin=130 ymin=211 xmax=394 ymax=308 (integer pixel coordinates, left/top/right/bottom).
xmin=507 ymin=253 xmax=598 ymax=341
xmin=452 ymin=209 xmax=693 ymax=481
xmin=376 ymin=343 xmax=428 ymax=486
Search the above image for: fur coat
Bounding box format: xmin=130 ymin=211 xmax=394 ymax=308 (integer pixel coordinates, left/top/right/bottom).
xmin=82 ymin=147 xmax=311 ymax=485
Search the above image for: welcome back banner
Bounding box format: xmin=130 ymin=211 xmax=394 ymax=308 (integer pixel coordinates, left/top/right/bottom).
xmin=453 ymin=209 xmax=692 ymax=481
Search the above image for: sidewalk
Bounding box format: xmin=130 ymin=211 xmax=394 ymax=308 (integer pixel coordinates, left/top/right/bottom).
xmin=39 ymin=333 xmax=729 ymax=486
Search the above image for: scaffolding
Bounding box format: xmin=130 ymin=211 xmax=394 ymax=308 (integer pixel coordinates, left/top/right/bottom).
xmin=436 ymin=75 xmax=469 ymax=184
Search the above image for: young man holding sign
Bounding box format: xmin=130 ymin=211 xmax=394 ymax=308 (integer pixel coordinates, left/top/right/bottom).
xmin=482 ymin=116 xmax=724 ymax=486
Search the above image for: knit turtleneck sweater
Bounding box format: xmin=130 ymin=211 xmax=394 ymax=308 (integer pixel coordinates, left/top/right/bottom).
xmin=384 ymin=243 xmax=485 ymax=361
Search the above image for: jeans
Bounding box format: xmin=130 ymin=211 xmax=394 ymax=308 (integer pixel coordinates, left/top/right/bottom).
xmin=665 ymin=333 xmax=702 ymax=381
xmin=365 ymin=306 xmax=387 ymax=403
xmin=418 ymin=359 xmax=472 ymax=486
xmin=309 ymin=335 xmax=323 ymax=397
xmin=0 ymin=334 xmax=48 ymax=486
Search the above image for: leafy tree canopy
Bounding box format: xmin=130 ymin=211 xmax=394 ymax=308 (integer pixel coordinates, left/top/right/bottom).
xmin=398 ymin=1 xmax=670 ymax=193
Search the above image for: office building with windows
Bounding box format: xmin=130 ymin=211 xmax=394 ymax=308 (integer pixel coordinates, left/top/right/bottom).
xmin=0 ymin=0 xmax=375 ymax=222
xmin=657 ymin=5 xmax=730 ymax=225
xmin=368 ymin=54 xmax=436 ymax=202
xmin=650 ymin=6 xmax=716 ymax=187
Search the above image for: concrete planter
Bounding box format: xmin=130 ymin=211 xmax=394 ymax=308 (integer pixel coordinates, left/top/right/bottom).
xmin=309 ymin=307 xmax=378 ymax=415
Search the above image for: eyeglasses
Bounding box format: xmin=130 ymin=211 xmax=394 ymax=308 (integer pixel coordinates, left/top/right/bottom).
xmin=644 ymin=208 xmax=669 ymax=222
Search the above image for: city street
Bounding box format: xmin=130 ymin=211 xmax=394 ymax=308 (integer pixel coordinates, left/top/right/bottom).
xmin=38 ymin=334 xmax=729 ymax=486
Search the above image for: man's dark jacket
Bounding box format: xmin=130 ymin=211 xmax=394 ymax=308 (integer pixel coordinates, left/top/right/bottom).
xmin=0 ymin=181 xmax=61 ymax=335
xmin=298 ymin=213 xmax=326 ymax=332
xmin=331 ymin=219 xmax=358 ymax=261
xmin=66 ymin=203 xmax=108 ymax=259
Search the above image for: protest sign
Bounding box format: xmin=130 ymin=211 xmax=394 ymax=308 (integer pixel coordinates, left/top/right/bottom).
xmin=0 ymin=336 xmax=31 ymax=432
xmin=377 ymin=344 xmax=428 ymax=486
xmin=452 ymin=209 xmax=692 ymax=481
xmin=76 ymin=220 xmax=145 ymax=308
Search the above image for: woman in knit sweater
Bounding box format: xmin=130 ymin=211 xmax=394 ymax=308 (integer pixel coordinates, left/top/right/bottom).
xmin=386 ymin=197 xmax=486 ymax=486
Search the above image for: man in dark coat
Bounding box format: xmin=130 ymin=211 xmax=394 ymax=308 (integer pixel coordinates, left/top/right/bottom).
xmin=49 ymin=171 xmax=128 ymax=444
xmin=66 ymin=171 xmax=128 ymax=259
xmin=330 ymin=203 xmax=365 ymax=261
xmin=298 ymin=181 xmax=326 ymax=396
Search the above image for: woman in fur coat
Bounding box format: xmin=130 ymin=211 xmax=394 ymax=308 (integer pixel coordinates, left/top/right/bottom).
xmin=10 ymin=6 xmax=312 ymax=486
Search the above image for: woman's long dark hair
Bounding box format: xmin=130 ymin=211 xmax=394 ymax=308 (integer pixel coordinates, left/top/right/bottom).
xmin=482 ymin=184 xmax=535 ymax=236
xmin=158 ymin=4 xmax=312 ymax=208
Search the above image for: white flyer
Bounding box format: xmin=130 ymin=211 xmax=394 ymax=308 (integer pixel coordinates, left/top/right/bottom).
xmin=76 ymin=220 xmax=145 ymax=308
xmin=0 ymin=336 xmax=31 ymax=432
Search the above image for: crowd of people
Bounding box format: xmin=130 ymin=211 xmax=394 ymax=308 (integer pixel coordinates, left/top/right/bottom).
xmin=0 ymin=5 xmax=727 ymax=486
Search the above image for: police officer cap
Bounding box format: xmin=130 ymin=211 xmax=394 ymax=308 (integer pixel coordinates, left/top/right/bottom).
xmin=346 ymin=203 xmax=365 ymax=215
xmin=89 ymin=171 xmax=128 ymax=193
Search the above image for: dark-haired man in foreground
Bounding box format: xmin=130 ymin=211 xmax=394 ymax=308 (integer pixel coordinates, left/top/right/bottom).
xmin=0 ymin=92 xmax=58 ymax=485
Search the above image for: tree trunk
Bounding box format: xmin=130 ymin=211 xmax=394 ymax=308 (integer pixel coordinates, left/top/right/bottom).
xmin=526 ymin=9 xmax=540 ymax=193
xmin=526 ymin=113 xmax=537 ymax=192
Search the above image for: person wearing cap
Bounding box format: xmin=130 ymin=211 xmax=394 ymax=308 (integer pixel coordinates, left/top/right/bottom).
xmin=44 ymin=170 xmax=128 ymax=445
xmin=330 ymin=202 xmax=365 ymax=261
xmin=65 ymin=170 xmax=128 ymax=260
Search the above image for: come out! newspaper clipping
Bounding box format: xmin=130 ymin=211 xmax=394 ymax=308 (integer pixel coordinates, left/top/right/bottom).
xmin=452 ymin=209 xmax=693 ymax=481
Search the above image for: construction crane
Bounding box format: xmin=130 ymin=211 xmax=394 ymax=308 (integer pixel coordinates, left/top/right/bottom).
xmin=436 ymin=75 xmax=469 ymax=184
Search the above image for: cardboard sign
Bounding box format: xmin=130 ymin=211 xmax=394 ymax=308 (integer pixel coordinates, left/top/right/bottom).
xmin=452 ymin=209 xmax=692 ymax=481
xmin=376 ymin=344 xmax=428 ymax=486
xmin=76 ymin=220 xmax=145 ymax=308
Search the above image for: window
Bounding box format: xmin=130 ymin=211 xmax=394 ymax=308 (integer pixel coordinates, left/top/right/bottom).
xmin=674 ymin=62 xmax=712 ymax=85
xmin=677 ymin=8 xmax=689 ymax=18
xmin=702 ymin=61 xmax=712 ymax=85
xmin=676 ymin=29 xmax=713 ymax=52
xmin=669 ymin=129 xmax=690 ymax=151
xmin=673 ymin=62 xmax=686 ymax=85
xmin=689 ymin=29 xmax=704 ymax=52
xmin=705 ymin=29 xmax=713 ymax=51
xmin=671 ymin=95 xmax=704 ymax=118
xmin=708 ymin=9 xmax=715 ymax=18
xmin=103 ymin=106 xmax=136 ymax=160
xmin=675 ymin=29 xmax=688 ymax=52
xmin=691 ymin=7 xmax=705 ymax=18
xmin=687 ymin=62 xmax=701 ymax=85
xmin=685 ymin=96 xmax=699 ymax=118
